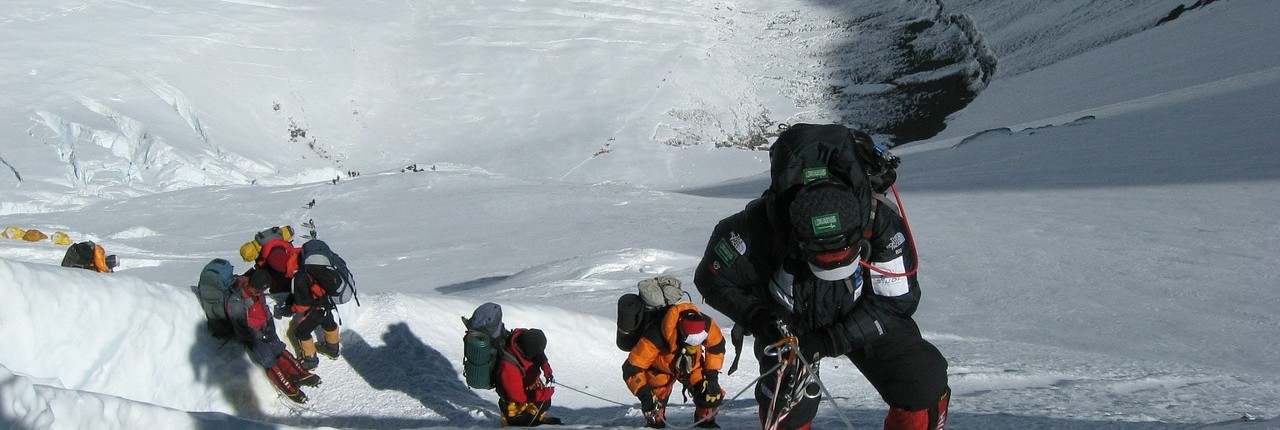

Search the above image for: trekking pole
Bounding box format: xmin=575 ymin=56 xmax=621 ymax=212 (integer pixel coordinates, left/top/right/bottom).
xmin=796 ymin=353 xmax=856 ymax=430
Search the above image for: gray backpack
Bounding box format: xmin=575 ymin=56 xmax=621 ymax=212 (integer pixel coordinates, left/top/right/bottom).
xmin=637 ymin=276 xmax=686 ymax=309
xmin=616 ymin=276 xmax=688 ymax=351
xmin=196 ymin=259 xmax=239 ymax=340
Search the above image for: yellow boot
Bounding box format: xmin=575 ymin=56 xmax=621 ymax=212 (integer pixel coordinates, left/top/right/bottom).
xmin=318 ymin=329 xmax=341 ymax=359
xmin=298 ymin=339 xmax=319 ymax=370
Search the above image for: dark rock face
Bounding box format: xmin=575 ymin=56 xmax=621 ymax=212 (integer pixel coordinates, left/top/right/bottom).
xmin=818 ymin=4 xmax=997 ymax=145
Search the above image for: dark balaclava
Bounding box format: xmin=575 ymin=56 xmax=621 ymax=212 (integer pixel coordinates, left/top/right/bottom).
xmin=516 ymin=328 xmax=547 ymax=362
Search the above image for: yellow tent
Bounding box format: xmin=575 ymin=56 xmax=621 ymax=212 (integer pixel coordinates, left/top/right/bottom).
xmin=2 ymin=226 xmax=24 ymax=239
xmin=22 ymin=229 xmax=49 ymax=242
xmin=51 ymin=231 xmax=73 ymax=246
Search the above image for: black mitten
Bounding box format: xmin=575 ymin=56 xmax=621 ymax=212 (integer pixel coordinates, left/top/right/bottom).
xmin=799 ymin=327 xmax=848 ymax=360
xmin=700 ymin=371 xmax=723 ymax=405
xmin=745 ymin=307 xmax=784 ymax=341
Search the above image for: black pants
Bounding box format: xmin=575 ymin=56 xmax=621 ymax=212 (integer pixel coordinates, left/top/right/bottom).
xmin=291 ymin=307 xmax=338 ymax=342
xmin=754 ymin=335 xmax=948 ymax=429
xmin=849 ymin=336 xmax=949 ymax=410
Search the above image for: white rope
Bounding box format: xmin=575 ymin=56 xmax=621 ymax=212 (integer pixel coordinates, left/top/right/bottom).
xmin=555 ymin=381 xmax=632 ymax=407
xmin=797 ymin=354 xmax=855 ymax=430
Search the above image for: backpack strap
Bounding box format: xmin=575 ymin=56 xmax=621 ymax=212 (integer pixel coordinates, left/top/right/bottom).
xmin=500 ymin=330 xmax=527 ymax=377
xmin=726 ymin=324 xmax=746 ymax=376
xmin=858 ymin=185 xmax=919 ymax=278
xmin=862 ymin=197 xmax=878 ymax=242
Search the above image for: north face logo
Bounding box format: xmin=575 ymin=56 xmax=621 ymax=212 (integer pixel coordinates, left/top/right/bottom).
xmin=887 ymin=232 xmax=906 ymax=251
xmin=810 ymin=213 xmax=841 ymax=235
xmin=729 ymin=231 xmax=747 ymax=255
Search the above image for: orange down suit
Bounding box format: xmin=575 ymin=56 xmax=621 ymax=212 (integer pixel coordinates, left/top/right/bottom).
xmin=623 ymin=302 xmax=726 ymax=400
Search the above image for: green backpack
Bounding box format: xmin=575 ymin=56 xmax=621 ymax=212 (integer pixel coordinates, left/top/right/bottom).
xmin=461 ymin=302 xmax=507 ymax=389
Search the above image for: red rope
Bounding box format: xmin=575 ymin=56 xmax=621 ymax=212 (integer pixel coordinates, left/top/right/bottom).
xmin=859 ymin=184 xmax=919 ymax=278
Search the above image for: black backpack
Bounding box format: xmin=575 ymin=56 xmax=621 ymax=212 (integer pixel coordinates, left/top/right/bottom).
xmin=768 ymin=123 xmax=899 ymax=195
xmin=60 ymin=241 xmax=98 ymax=270
xmin=196 ymin=258 xmax=239 ymax=340
xmin=299 ymin=239 xmax=358 ymax=305
xmin=765 ymin=123 xmax=902 ymax=236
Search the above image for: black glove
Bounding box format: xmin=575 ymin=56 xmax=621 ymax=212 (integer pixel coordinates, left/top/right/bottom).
xmin=700 ymin=371 xmax=723 ymax=405
xmin=798 ymin=327 xmax=848 ymax=360
xmin=745 ymin=307 xmax=784 ymax=341
xmin=637 ymin=385 xmax=658 ymax=412
xmin=273 ymin=301 xmax=294 ymax=319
